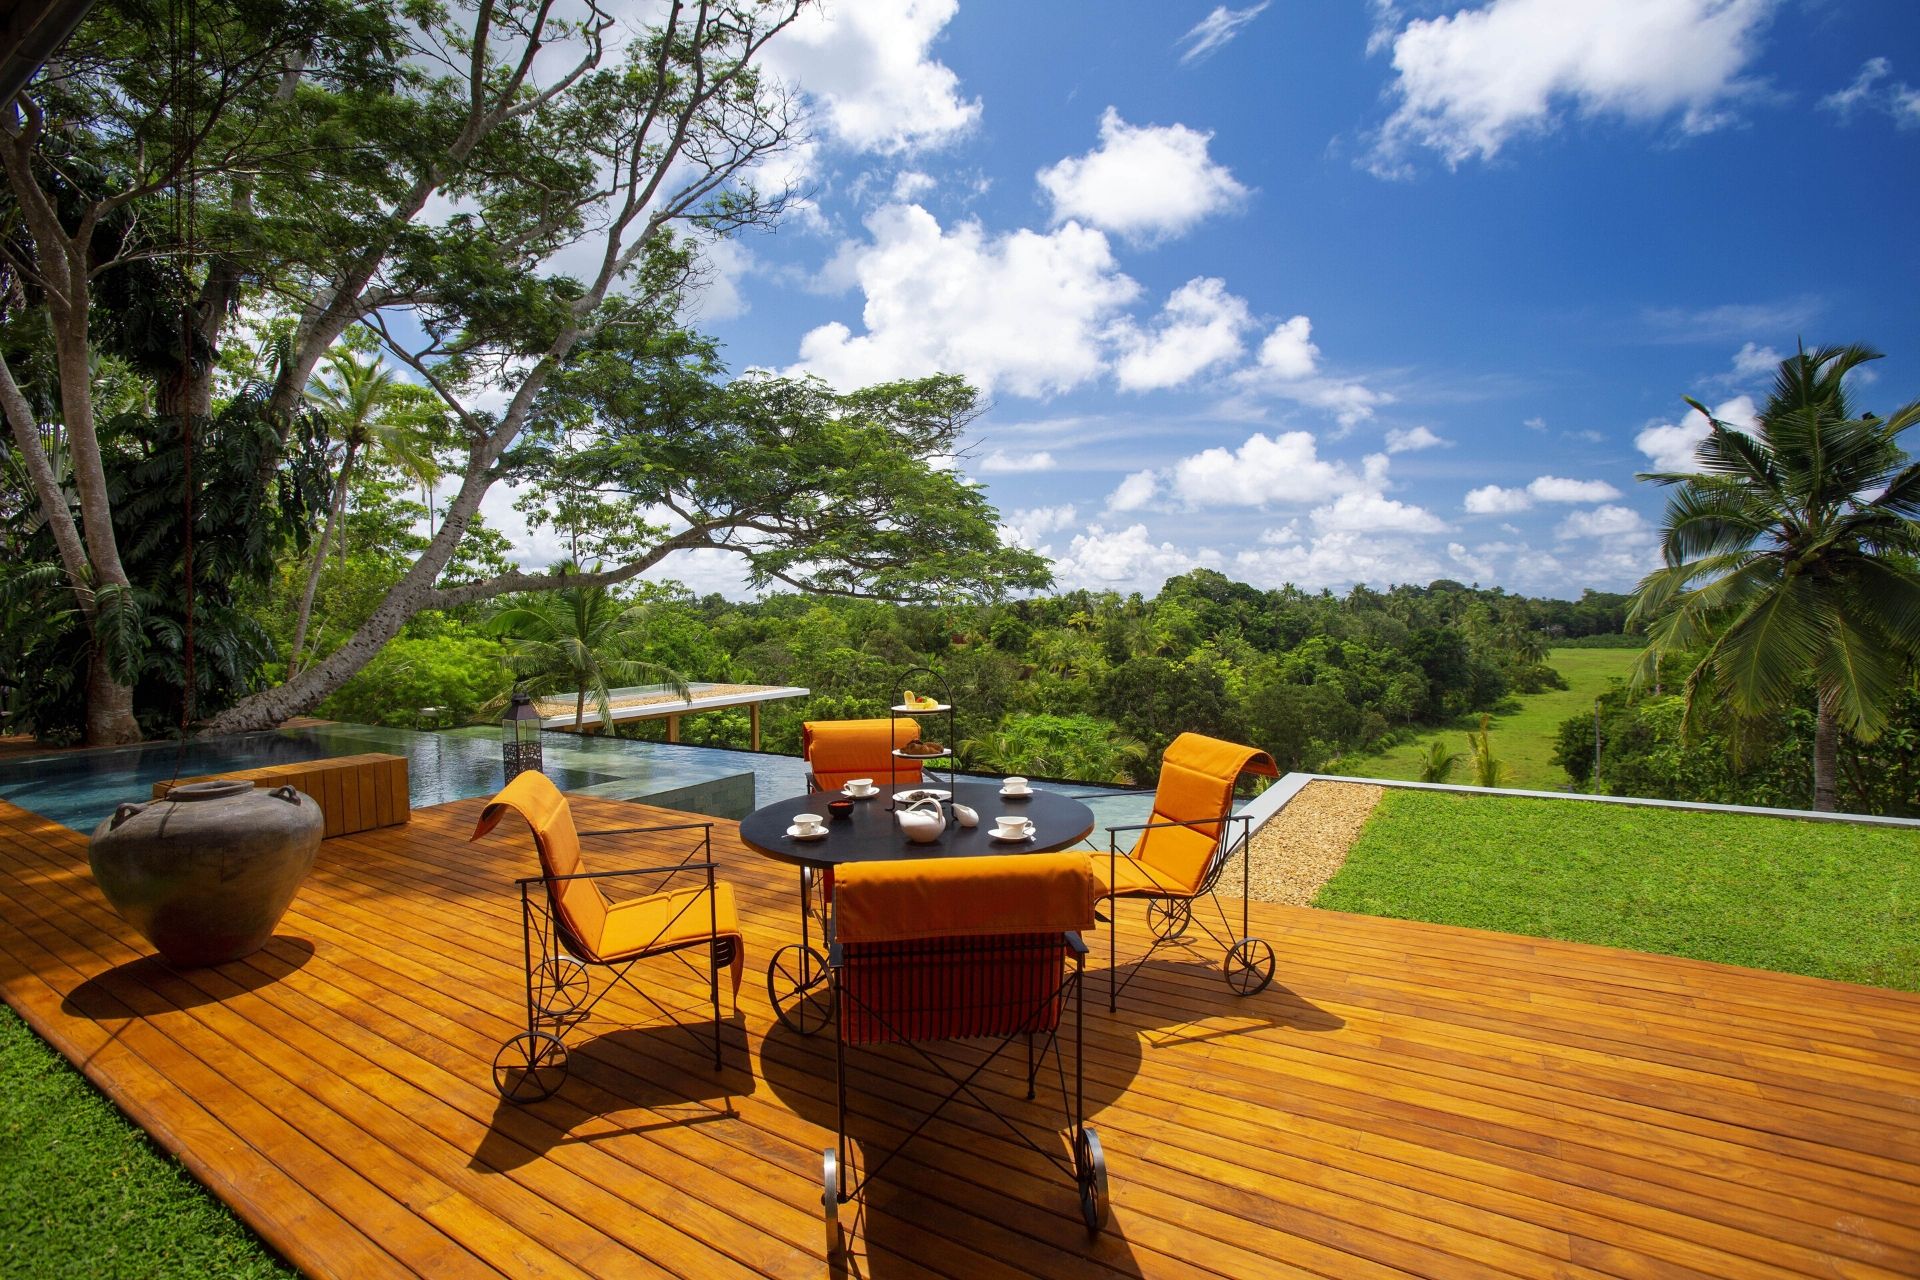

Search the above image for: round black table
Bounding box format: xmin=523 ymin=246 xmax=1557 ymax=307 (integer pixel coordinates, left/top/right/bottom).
xmin=741 ymin=782 xmax=1096 ymax=1034
xmin=739 ymin=781 xmax=1096 ymax=865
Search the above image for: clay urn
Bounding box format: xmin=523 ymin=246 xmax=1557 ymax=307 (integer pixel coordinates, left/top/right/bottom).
xmin=88 ymin=780 xmax=322 ymax=968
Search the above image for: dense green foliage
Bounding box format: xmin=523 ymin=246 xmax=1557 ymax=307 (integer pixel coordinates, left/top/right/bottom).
xmin=1553 ymin=680 xmax=1920 ymax=817
xmin=1319 ymin=789 xmax=1920 ymax=990
xmin=0 ymin=1005 xmax=292 ymax=1278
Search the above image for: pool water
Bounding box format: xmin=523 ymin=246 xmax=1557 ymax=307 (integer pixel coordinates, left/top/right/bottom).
xmin=0 ymin=723 xmax=1154 ymax=836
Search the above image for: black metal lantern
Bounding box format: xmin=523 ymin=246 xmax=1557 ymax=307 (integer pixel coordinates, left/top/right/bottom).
xmin=503 ymin=693 xmax=544 ymax=783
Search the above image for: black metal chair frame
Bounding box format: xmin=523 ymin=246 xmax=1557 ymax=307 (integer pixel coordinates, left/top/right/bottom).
xmin=822 ymin=929 xmax=1108 ymax=1257
xmin=1102 ymin=810 xmax=1273 ymax=1012
xmin=493 ymin=822 xmax=738 ymax=1103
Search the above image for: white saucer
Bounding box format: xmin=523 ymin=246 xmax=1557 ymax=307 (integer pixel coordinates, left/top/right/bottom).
xmin=896 ymin=788 xmax=951 ymax=803
xmin=999 ymin=786 xmax=1033 ymax=798
xmin=786 ymin=824 xmax=829 ymax=841
xmin=843 ymin=788 xmax=879 ymax=799
xmin=989 ymin=829 xmax=1035 ymax=842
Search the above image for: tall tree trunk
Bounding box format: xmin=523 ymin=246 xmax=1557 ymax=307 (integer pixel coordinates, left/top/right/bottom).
xmin=1812 ymin=688 xmax=1840 ymax=813
xmin=288 ymin=441 xmax=356 ymax=675
xmin=574 ymin=689 xmax=585 ymax=732
xmin=84 ymin=648 xmax=138 ymax=745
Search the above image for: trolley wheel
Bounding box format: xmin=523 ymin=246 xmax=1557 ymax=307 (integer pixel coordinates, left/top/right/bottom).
xmin=492 ymin=1031 xmax=569 ymax=1103
xmin=822 ymin=1148 xmax=844 ymax=1258
xmin=1075 ymin=1127 xmax=1110 ymax=1233
xmin=534 ymin=955 xmax=589 ymax=1018
xmin=1224 ymin=937 xmax=1275 ymax=996
xmin=768 ymin=943 xmax=834 ymax=1036
xmin=1146 ymin=897 xmax=1191 ymax=941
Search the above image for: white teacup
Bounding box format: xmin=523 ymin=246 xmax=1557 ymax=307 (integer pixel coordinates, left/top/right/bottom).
xmin=993 ymin=815 xmax=1033 ymax=839
xmin=845 ymin=778 xmax=877 ymax=796
xmin=1000 ymin=775 xmax=1032 ymax=795
xmin=793 ymin=812 xmax=825 ymax=835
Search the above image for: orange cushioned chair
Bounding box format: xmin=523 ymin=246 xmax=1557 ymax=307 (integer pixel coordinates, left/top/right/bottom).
xmin=801 ymin=717 xmax=923 ymax=793
xmin=472 ymin=771 xmax=745 ymax=1102
xmin=1098 ymin=732 xmax=1279 ymax=1012
xmin=822 ymin=852 xmax=1109 ymax=1256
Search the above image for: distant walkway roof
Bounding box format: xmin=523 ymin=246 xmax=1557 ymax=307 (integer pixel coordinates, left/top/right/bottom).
xmin=532 ymin=682 xmax=807 ymax=744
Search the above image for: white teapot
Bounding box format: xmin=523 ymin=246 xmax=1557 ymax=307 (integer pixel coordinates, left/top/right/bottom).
xmin=896 ymin=797 xmax=946 ymax=844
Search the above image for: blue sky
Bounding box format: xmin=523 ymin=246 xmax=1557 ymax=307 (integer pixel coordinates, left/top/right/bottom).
xmin=570 ymin=0 xmax=1920 ymax=600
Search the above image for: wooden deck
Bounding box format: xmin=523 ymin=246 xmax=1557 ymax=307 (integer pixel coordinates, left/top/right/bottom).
xmin=3 ymin=793 xmax=1918 ymax=1279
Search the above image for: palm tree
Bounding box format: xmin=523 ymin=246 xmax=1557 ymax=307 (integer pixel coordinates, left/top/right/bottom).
xmin=1467 ymin=714 xmax=1506 ymax=788
xmin=488 ymin=566 xmax=690 ymax=732
xmin=1417 ymin=739 xmax=1465 ymax=784
xmin=289 ymin=348 xmax=442 ymax=673
xmin=1627 ymin=344 xmax=1920 ymax=811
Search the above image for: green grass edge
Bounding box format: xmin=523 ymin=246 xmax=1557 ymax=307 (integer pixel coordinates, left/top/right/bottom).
xmin=0 ymin=1002 xmax=296 ymax=1280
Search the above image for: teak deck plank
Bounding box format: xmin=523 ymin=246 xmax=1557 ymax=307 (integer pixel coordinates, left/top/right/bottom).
xmin=3 ymin=792 xmax=1919 ymax=1279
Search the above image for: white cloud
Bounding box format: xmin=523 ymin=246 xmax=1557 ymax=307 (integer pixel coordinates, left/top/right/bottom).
xmin=1310 ymin=492 xmax=1448 ymax=534
xmin=1373 ymin=0 xmax=1775 ymax=169
xmin=1464 ymin=475 xmax=1621 ymax=512
xmin=760 ymin=0 xmax=981 ymax=155
xmin=1729 ymin=341 xmax=1781 ymax=380
xmin=789 ymin=204 xmax=1139 ymax=397
xmin=1558 ymin=504 xmax=1647 ymax=539
xmin=1464 ymin=484 xmax=1535 ymax=514
xmin=683 ymin=236 xmax=754 ymax=324
xmin=1168 ymin=432 xmax=1389 ymax=509
xmin=1230 ymin=315 xmax=1390 ymax=428
xmin=1037 ymin=108 xmax=1249 ymax=242
xmin=1252 ymin=315 xmax=1318 ymax=380
xmin=979 ymin=449 xmax=1056 ymax=474
xmin=1384 ymin=425 xmax=1447 ymax=453
xmin=1110 ymin=277 xmax=1253 ymax=391
xmin=1523 ymin=416 xmax=1548 ymax=432
xmin=1634 ymin=393 xmax=1757 ymax=472
xmin=1176 ymin=4 xmax=1270 ymax=65
xmin=1106 ymin=469 xmax=1160 ymax=512
xmin=1821 ymin=57 xmax=1920 ymax=129
xmin=1001 ymin=503 xmax=1077 ymax=550
xmin=1051 ymin=523 xmax=1221 ymax=592
xmin=891 ymin=170 xmax=937 ymax=201
xmin=1527 ymin=475 xmax=1621 ymax=503
xmin=1234 ymin=530 xmax=1445 ymax=592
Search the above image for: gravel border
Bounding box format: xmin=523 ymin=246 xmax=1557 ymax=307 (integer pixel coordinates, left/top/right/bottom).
xmin=1224 ymin=780 xmax=1385 ymax=906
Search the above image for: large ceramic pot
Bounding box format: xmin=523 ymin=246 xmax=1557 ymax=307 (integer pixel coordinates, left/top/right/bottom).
xmin=88 ymin=780 xmax=322 ymax=968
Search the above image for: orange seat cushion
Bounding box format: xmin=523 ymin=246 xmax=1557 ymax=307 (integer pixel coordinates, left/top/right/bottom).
xmin=803 ymin=718 xmax=922 ymax=792
xmin=472 ymin=772 xmax=745 ymax=991
xmin=1093 ymin=855 xmax=1192 ymax=899
xmin=835 ymin=852 xmax=1098 ymax=943
xmin=1127 ymin=732 xmax=1278 ymax=893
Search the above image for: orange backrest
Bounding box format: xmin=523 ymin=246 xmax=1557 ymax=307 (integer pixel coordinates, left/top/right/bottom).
xmin=802 ymin=718 xmax=922 ymax=792
xmin=472 ymin=771 xmax=609 ymax=958
xmin=1131 ymin=733 xmax=1279 ymax=892
xmin=835 ymin=853 xmax=1097 ymax=1044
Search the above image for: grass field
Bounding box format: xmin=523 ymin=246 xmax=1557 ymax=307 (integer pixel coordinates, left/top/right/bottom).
xmin=0 ymin=1004 xmax=292 ymax=1279
xmin=1317 ymin=788 xmax=1920 ymax=991
xmin=1334 ymin=646 xmax=1641 ymax=790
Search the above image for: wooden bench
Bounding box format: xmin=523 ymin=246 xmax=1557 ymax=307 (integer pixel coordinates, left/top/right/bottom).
xmin=153 ymin=753 xmax=410 ymax=839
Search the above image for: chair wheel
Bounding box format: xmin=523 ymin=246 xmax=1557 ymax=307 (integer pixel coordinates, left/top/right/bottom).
xmin=1075 ymin=1127 xmax=1109 ymax=1233
xmin=534 ymin=955 xmax=589 ymax=1018
xmin=1146 ymin=898 xmax=1191 ymax=941
xmin=822 ymin=1148 xmax=843 ymax=1257
xmin=493 ymin=1031 xmax=569 ymax=1103
xmin=1224 ymin=938 xmax=1275 ymax=996
xmin=768 ymin=944 xmax=834 ymax=1036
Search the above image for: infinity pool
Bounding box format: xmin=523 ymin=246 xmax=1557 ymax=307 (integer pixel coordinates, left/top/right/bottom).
xmin=0 ymin=723 xmax=1153 ymax=836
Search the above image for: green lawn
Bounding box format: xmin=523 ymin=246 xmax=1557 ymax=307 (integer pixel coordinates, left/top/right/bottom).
xmin=1335 ymin=646 xmax=1640 ymax=789
xmin=1316 ymin=788 xmax=1920 ymax=991
xmin=0 ymin=1004 xmax=293 ymax=1280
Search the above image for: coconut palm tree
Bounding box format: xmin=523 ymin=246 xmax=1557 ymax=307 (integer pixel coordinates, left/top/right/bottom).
xmin=1627 ymin=344 xmax=1920 ymax=811
xmin=488 ymin=566 xmax=690 ymax=732
xmin=1417 ymin=738 xmax=1465 ymax=785
xmin=288 ymin=348 xmax=442 ymax=673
